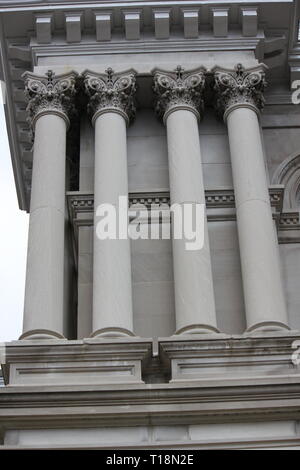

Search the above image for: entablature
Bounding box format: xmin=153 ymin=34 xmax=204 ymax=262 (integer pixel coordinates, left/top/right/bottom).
xmin=66 ymin=186 xmax=300 ymax=270
xmin=0 ymin=0 xmax=297 ymax=211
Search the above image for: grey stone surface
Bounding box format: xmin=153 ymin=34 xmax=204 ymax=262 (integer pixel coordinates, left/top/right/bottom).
xmin=2 ymin=420 xmax=300 ymax=448
xmin=4 ymin=339 xmax=152 ymax=386
xmin=6 ymin=420 xmax=296 ymax=447
xmin=1 ymin=0 xmax=300 ymax=450
xmin=280 ymin=244 xmax=300 ymax=331
xmin=79 ymin=116 xmax=94 ymax=191
xmin=224 ymin=103 xmax=288 ymax=332
xmin=210 ymin=222 xmax=246 ymax=334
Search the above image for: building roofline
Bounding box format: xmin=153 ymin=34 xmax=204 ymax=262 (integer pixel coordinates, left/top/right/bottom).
xmin=0 ymin=0 xmax=294 ymax=14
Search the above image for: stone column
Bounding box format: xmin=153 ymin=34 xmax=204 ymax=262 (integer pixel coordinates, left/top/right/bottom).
xmin=214 ymin=64 xmax=289 ymax=333
xmin=153 ymin=66 xmax=218 ymax=335
xmin=83 ymin=68 xmax=136 ymax=337
xmin=21 ymin=70 xmax=77 ymax=340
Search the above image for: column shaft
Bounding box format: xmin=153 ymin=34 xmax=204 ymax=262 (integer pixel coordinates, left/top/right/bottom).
xmin=22 ymin=114 xmax=67 ymax=339
xmin=83 ymin=68 xmax=136 ymax=337
xmin=92 ymin=112 xmax=133 ymax=336
xmin=21 ymin=70 xmax=77 ymax=340
xmin=153 ymin=66 xmax=218 ymax=335
xmin=166 ymin=109 xmax=217 ymax=334
xmin=227 ymin=106 xmax=288 ymax=331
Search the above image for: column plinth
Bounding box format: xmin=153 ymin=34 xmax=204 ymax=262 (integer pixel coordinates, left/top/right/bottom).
xmin=22 ymin=70 xmax=77 ymax=340
xmin=214 ymin=64 xmax=289 ymax=333
xmin=83 ymin=68 xmax=136 ymax=338
xmin=153 ymin=66 xmax=218 ymax=335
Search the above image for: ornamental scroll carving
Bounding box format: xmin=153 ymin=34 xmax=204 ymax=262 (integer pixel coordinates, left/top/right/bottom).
xmin=213 ymin=63 xmax=267 ymax=118
xmin=23 ymin=70 xmax=78 ymax=129
xmin=83 ymin=68 xmax=137 ymax=125
xmin=153 ymin=65 xmax=206 ymax=121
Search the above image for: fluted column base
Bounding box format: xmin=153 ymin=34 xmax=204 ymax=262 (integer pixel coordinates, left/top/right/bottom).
xmin=4 ymin=339 xmax=152 ymax=386
xmin=245 ymin=321 xmax=290 ymax=334
xmin=19 ymin=329 xmax=65 ymax=340
xmin=175 ymin=324 xmax=220 ymax=335
xmin=90 ymin=327 xmax=135 ymax=338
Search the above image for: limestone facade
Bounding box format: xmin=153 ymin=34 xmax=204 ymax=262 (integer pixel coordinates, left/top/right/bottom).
xmin=1 ymin=0 xmax=300 ymax=449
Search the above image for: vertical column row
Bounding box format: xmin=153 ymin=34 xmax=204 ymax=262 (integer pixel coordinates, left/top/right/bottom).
xmin=21 ymin=65 xmax=290 ymax=340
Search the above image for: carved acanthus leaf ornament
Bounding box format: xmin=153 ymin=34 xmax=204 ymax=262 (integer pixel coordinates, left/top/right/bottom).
xmin=153 ymin=66 xmax=206 ymax=121
xmin=213 ymin=63 xmax=267 ymax=118
xmin=23 ymin=70 xmax=78 ymax=129
xmin=83 ymin=68 xmax=137 ymax=124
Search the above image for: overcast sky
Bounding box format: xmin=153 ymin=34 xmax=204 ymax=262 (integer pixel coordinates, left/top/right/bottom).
xmin=0 ymin=93 xmax=29 ymax=342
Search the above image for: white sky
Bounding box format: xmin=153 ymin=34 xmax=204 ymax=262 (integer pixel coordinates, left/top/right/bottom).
xmin=0 ymin=93 xmax=29 ymax=341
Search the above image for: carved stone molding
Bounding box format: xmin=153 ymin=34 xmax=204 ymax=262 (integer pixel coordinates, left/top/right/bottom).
xmin=153 ymin=65 xmax=206 ymax=123
xmin=67 ymin=187 xmax=285 ymax=220
xmin=23 ymin=70 xmax=78 ymax=130
xmin=159 ymin=332 xmax=300 ymax=385
xmin=213 ymin=63 xmax=267 ymax=120
xmin=83 ymin=67 xmax=137 ymax=125
xmin=272 ymin=152 xmax=300 ymax=210
xmin=66 ymin=187 xmax=300 ymax=254
xmin=3 ymin=339 xmax=152 ymax=386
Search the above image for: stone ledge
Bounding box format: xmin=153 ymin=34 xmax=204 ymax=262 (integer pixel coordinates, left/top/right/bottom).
xmin=67 ymin=186 xmax=285 ymax=217
xmin=2 ymin=423 xmax=300 ymax=449
xmin=1 ymin=437 xmax=300 ymax=450
xmin=2 ymin=333 xmax=300 ymax=431
xmin=1 ymin=384 xmax=300 ymax=429
xmin=2 ymin=338 xmax=153 ymax=386
xmin=159 ymin=331 xmax=300 ymax=383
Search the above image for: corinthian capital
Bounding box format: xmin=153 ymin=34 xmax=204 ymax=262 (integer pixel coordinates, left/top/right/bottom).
xmin=23 ymin=70 xmax=78 ymax=129
xmin=213 ymin=63 xmax=267 ymax=119
xmin=83 ymin=68 xmax=137 ymax=125
xmin=153 ymin=66 xmax=206 ymax=123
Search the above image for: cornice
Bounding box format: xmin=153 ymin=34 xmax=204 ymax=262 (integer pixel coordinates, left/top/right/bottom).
xmin=67 ymin=186 xmax=291 ymax=224
xmin=0 ymin=18 xmax=28 ymax=210
xmin=66 ymin=186 xmax=300 ymax=270
xmin=1 ymin=374 xmax=300 ymax=431
xmin=30 ymin=38 xmax=263 ymax=65
xmin=0 ymin=1 xmax=294 ymax=14
xmin=1 ymin=379 xmax=300 ymax=410
xmin=67 ymin=186 xmax=285 ymax=218
xmin=279 ymin=211 xmax=300 ymax=229
xmin=1 ymin=333 xmax=300 ymax=444
xmin=0 ymin=401 xmax=300 ymax=438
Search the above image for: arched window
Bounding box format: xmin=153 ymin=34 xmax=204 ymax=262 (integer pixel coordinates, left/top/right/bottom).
xmin=272 ymin=153 xmax=300 ymax=209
